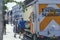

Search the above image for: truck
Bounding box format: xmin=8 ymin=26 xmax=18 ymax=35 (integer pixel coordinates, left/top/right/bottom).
xmin=24 ymin=0 xmax=60 ymax=40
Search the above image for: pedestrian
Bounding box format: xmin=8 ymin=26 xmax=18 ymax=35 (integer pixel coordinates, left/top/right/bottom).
xmin=13 ymin=18 xmax=19 ymax=38
xmin=3 ymin=19 xmax=6 ymax=35
xmin=18 ymin=18 xmax=26 ymax=39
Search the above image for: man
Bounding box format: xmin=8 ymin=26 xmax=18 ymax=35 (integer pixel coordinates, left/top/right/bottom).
xmin=3 ymin=19 xmax=6 ymax=35
xmin=13 ymin=19 xmax=19 ymax=38
xmin=18 ymin=18 xmax=26 ymax=39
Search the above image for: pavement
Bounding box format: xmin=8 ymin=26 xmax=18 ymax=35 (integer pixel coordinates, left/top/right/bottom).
xmin=3 ymin=24 xmax=23 ymax=40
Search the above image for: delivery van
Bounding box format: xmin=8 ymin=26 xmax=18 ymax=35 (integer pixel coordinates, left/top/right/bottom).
xmin=24 ymin=0 xmax=60 ymax=40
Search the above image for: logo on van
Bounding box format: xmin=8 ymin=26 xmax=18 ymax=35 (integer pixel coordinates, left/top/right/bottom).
xmin=42 ymin=7 xmax=60 ymax=16
xmin=40 ymin=7 xmax=60 ymax=31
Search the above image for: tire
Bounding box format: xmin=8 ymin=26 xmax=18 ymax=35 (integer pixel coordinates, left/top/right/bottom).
xmin=32 ymin=34 xmax=37 ymax=40
xmin=23 ymin=36 xmax=31 ymax=40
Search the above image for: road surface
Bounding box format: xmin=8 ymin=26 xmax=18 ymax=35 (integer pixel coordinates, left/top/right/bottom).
xmin=3 ymin=24 xmax=23 ymax=40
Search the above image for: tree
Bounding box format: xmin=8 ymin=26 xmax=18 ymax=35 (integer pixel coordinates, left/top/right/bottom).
xmin=3 ymin=0 xmax=26 ymax=19
xmin=3 ymin=0 xmax=14 ymax=18
xmin=3 ymin=0 xmax=14 ymax=4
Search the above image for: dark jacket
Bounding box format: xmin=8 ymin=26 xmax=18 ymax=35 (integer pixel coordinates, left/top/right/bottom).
xmin=19 ymin=20 xmax=26 ymax=29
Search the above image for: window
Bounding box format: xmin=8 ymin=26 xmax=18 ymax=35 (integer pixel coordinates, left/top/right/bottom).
xmin=24 ymin=0 xmax=34 ymax=5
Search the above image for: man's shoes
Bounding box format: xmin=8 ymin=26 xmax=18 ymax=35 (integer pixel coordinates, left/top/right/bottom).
xmin=14 ymin=35 xmax=16 ymax=38
xmin=19 ymin=36 xmax=20 ymax=39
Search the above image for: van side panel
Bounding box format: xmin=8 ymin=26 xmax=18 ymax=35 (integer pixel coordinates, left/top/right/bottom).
xmin=39 ymin=4 xmax=60 ymax=37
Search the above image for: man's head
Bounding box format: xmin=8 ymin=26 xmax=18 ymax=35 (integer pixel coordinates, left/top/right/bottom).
xmin=21 ymin=18 xmax=23 ymax=20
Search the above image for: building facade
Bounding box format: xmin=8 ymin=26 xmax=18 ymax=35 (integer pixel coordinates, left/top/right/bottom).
xmin=0 ymin=0 xmax=3 ymax=40
xmin=12 ymin=4 xmax=23 ymax=20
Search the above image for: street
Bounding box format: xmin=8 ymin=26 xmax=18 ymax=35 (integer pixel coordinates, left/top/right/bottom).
xmin=3 ymin=24 xmax=22 ymax=40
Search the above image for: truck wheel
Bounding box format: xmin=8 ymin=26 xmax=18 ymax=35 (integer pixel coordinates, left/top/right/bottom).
xmin=32 ymin=34 xmax=37 ymax=40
